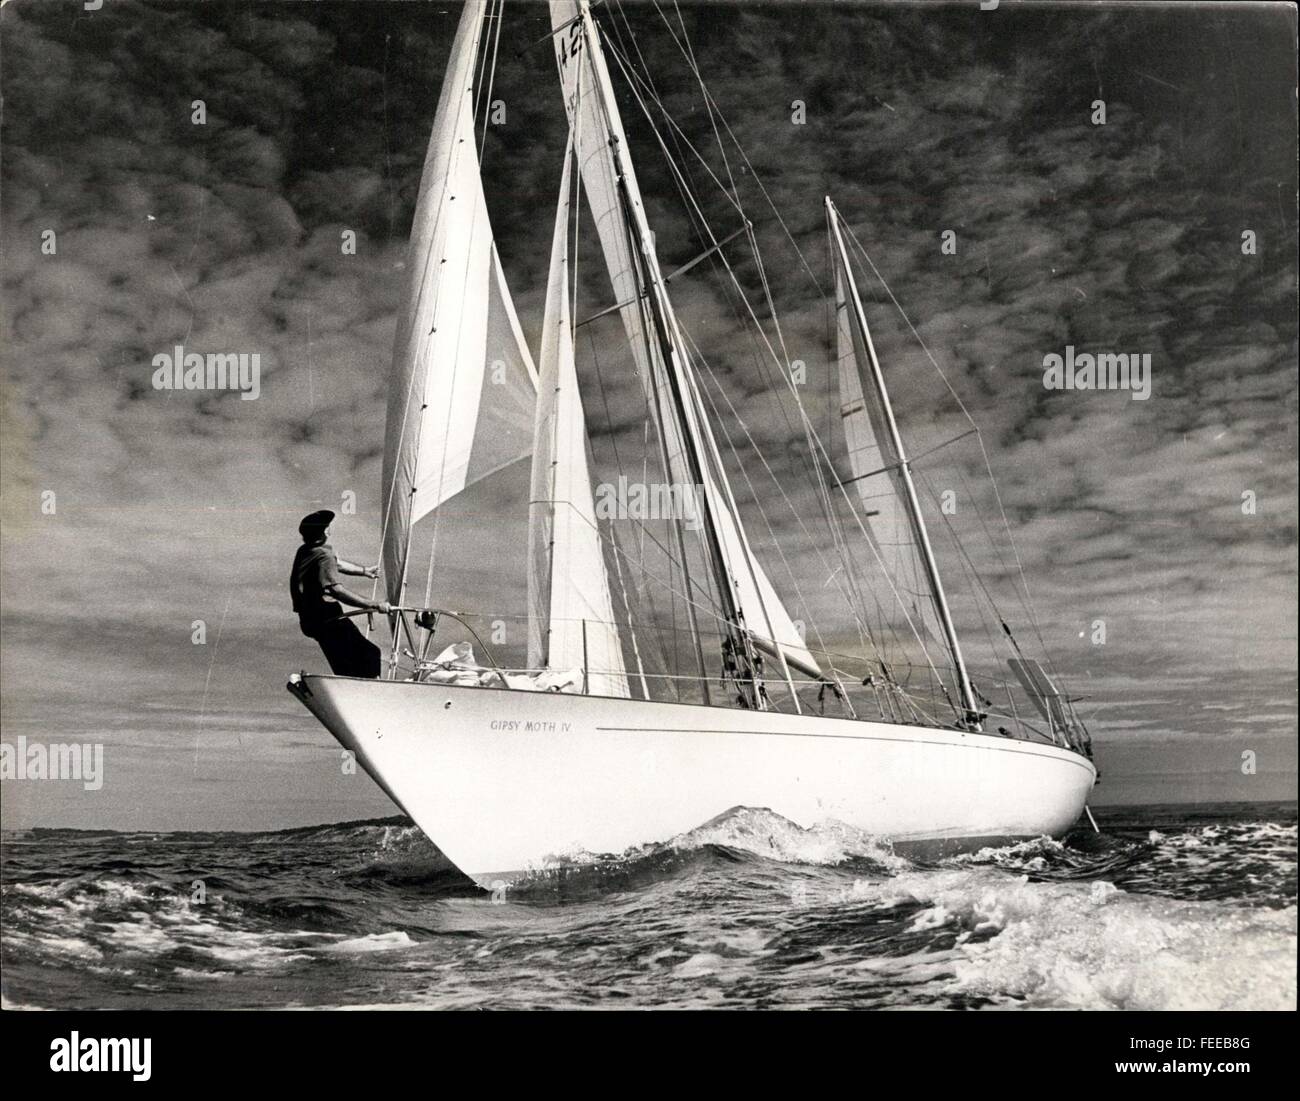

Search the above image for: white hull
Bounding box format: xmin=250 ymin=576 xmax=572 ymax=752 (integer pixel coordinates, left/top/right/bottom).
xmin=289 ymin=674 xmax=1096 ymax=884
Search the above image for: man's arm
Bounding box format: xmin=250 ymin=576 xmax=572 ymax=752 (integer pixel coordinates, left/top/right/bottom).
xmin=316 ymin=551 xmax=386 ymax=611
xmin=337 ymin=558 xmax=380 ymax=579
xmin=324 ymin=582 xmax=389 ymax=614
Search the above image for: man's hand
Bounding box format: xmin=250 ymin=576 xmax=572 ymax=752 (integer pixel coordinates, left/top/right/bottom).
xmin=362 ymin=564 xmax=380 ymax=580
xmin=373 ymin=600 xmax=392 ymax=615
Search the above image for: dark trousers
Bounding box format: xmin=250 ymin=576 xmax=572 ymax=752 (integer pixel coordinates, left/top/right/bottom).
xmin=304 ymin=618 xmax=381 ymax=678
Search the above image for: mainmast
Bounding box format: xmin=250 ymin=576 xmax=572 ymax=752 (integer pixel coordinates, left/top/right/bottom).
xmin=827 ymin=198 xmax=983 ymax=729
xmin=563 ymin=0 xmax=776 ymax=709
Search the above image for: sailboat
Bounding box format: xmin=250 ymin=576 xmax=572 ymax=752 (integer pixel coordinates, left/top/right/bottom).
xmin=288 ymin=0 xmax=1097 ymax=885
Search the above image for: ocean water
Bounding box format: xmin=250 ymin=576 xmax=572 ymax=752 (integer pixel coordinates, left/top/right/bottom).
xmin=1 ymin=802 xmax=1294 ymax=1010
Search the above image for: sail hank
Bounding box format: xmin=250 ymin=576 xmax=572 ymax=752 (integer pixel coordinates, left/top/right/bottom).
xmin=549 ymin=0 xmax=821 ymax=687
xmin=527 ymin=141 xmax=631 ymax=698
xmin=382 ymin=2 xmax=538 ymax=605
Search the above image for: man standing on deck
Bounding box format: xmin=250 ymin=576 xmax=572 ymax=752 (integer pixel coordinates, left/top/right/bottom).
xmin=290 ymin=510 xmax=390 ymax=678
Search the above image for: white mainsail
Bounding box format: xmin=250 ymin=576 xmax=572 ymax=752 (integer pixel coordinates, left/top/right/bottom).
xmin=527 ymin=141 xmax=631 ymax=698
xmin=382 ymin=2 xmax=538 ymax=603
xmin=832 ymin=241 xmax=944 ymax=653
xmin=549 ymin=0 xmax=820 ymax=680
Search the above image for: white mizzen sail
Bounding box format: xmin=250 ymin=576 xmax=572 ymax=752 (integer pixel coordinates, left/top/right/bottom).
xmin=549 ymin=0 xmax=821 ymax=681
xmin=828 ymin=199 xmax=979 ymax=721
xmin=382 ymin=2 xmax=538 ymax=603
xmin=527 ymin=142 xmax=631 ymax=698
xmin=833 ymin=230 xmax=944 ymax=654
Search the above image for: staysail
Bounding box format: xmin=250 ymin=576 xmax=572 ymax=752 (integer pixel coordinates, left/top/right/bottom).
xmin=527 ymin=141 xmax=631 ymax=697
xmin=549 ymin=0 xmax=821 ymax=682
xmin=382 ymin=2 xmax=538 ymax=604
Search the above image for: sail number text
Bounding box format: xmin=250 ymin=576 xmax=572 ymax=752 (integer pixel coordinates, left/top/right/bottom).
xmin=556 ymin=19 xmax=583 ymax=70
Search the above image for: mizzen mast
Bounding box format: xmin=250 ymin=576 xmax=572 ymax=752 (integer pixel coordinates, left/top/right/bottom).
xmin=827 ymin=197 xmax=983 ymax=729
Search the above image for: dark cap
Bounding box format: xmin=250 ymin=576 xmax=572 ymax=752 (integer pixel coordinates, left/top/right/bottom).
xmin=298 ymin=509 xmax=335 ymax=537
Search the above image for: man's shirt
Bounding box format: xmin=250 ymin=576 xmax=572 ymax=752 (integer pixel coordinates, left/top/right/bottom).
xmin=290 ymin=541 xmax=344 ymax=632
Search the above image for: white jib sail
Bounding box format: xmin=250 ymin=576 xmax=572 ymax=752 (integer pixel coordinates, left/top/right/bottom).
xmin=833 ymin=243 xmax=944 ymax=654
xmin=382 ymin=1 xmax=539 ymax=603
xmin=549 ymin=0 xmax=820 ymax=680
xmin=527 ymin=141 xmax=631 ymax=698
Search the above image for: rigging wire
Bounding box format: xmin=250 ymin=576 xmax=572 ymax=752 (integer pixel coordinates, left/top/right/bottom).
xmin=583 ymin=320 xmax=681 ymax=695
xmin=680 ymin=323 xmax=871 ymax=676
xmin=606 ymin=5 xmax=1064 ymax=688
xmin=596 ymin=26 xmax=844 ymax=542
xmin=476 ymin=0 xmax=506 ymax=160
xmin=619 ymin=14 xmax=1064 ymax=711
xmin=597 ymin=32 xmax=862 ymax=593
xmin=601 ymin=32 xmax=957 ymax=707
xmin=838 ymin=222 xmax=1059 ymax=676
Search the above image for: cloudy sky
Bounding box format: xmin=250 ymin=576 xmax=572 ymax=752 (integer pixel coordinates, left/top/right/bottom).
xmin=2 ymin=0 xmax=1295 ymax=830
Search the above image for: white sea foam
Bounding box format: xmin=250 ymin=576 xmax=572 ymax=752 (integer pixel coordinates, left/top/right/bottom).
xmin=849 ymin=868 xmax=1297 ymax=1010
xmin=674 ymin=953 xmax=728 ymax=978
xmin=5 ymin=875 xmax=344 ymax=974
xmin=519 ymin=807 xmax=907 ymax=872
xmin=321 ymin=931 xmax=417 ymax=954
xmin=375 ymin=824 xmax=435 ymax=854
xmin=669 ymin=807 xmax=908 ymax=868
xmin=173 ymin=967 xmax=234 ymax=980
